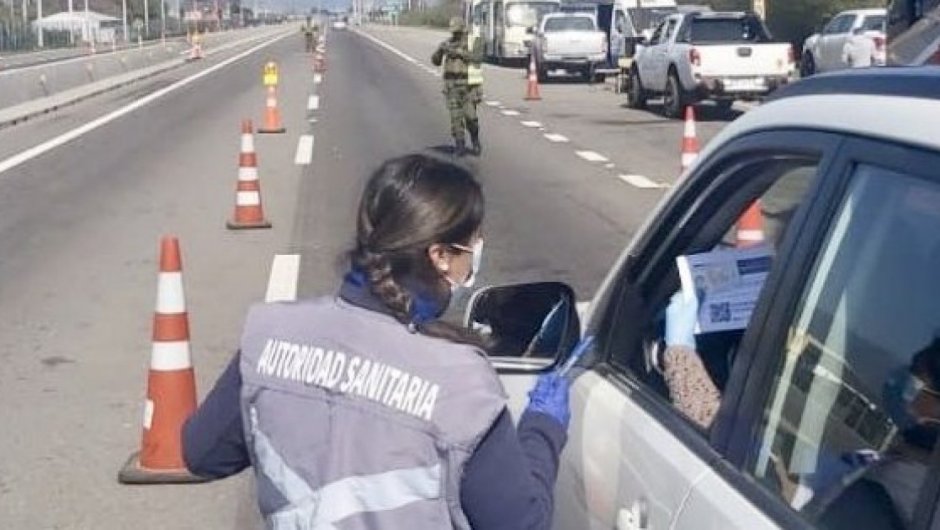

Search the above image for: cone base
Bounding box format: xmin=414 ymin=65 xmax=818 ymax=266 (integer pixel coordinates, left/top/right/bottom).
xmin=257 ymin=127 xmax=286 ymax=134
xmin=227 ymin=219 xmax=273 ymax=230
xmin=117 ymin=452 xmax=209 ymax=485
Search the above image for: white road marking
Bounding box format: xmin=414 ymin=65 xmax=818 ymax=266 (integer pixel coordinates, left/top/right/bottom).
xmin=354 ymin=28 xmax=422 ymax=65
xmin=485 ymin=100 xmax=501 ymax=107
xmin=0 ymin=32 xmax=292 ymax=177
xmin=265 ymin=254 xmax=301 ymax=303
xmin=576 ymin=150 xmax=609 ymax=163
xmin=521 ymin=121 xmax=542 ymax=128
xmin=313 ymin=73 xmax=323 ymax=84
xmin=308 ymin=95 xmax=320 ymax=110
xmin=543 ymin=133 xmax=569 ymax=143
xmin=501 ymin=109 xmax=521 ymax=116
xmin=619 ymin=174 xmax=664 ymax=189
xmin=605 ymin=163 xmax=616 ymax=169
xmin=294 ymin=135 xmax=315 ymax=165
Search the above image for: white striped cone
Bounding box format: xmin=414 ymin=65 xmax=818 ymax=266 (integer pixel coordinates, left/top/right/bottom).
xmin=680 ymin=106 xmax=700 ymax=173
xmin=228 ymin=121 xmax=271 ymax=229
xmin=736 ymin=201 xmax=766 ymax=247
xmin=128 ymin=236 xmax=198 ymax=475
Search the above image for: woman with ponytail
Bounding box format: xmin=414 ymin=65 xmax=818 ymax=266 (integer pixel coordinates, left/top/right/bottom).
xmin=181 ymin=154 xmax=571 ymax=530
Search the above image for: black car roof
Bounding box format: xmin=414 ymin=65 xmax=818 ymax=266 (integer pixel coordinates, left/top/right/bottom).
xmin=768 ymin=67 xmax=940 ymax=103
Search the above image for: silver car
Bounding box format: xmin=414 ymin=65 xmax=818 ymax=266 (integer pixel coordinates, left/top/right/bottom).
xmin=469 ymin=67 xmax=940 ymax=530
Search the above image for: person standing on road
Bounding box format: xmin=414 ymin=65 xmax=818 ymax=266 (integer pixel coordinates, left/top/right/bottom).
xmin=181 ymin=154 xmax=571 ymax=530
xmin=432 ymin=18 xmax=482 ymax=157
xmin=843 ymin=28 xmax=878 ymax=68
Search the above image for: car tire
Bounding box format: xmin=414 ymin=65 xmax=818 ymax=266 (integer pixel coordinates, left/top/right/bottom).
xmin=801 ymin=52 xmax=816 ymax=78
xmin=663 ymin=70 xmax=687 ymax=119
xmin=627 ymin=67 xmax=647 ymax=109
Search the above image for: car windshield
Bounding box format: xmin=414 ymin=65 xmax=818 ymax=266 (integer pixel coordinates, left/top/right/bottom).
xmin=689 ymin=15 xmax=771 ymax=43
xmin=544 ymin=16 xmax=595 ymax=32
xmin=861 ymin=14 xmax=886 ymax=32
xmin=506 ymin=2 xmax=558 ymax=28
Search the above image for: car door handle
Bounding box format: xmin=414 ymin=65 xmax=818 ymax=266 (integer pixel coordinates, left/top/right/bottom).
xmin=616 ymin=499 xmax=649 ymax=530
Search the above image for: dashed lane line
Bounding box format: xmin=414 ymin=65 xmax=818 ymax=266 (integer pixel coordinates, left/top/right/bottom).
xmin=575 ymin=150 xmax=609 ymax=163
xmin=265 ymin=254 xmax=301 ymax=303
xmin=501 ymin=109 xmax=521 ymax=116
xmin=313 ymin=73 xmax=323 ymax=85
xmin=485 ymin=101 xmax=501 ymax=107
xmin=308 ymin=95 xmax=320 ymax=111
xmin=294 ymin=135 xmax=315 ymax=165
xmin=543 ymin=133 xmax=569 ymax=143
xmin=0 ymin=31 xmax=292 ymax=177
xmin=521 ymin=121 xmax=542 ymax=128
xmin=619 ymin=174 xmax=665 ymax=189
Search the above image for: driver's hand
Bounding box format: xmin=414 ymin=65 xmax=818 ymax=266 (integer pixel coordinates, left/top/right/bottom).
xmin=665 ymin=292 xmax=698 ymax=349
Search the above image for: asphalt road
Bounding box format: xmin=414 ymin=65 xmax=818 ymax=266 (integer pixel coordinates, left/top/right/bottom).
xmin=0 ymin=23 xmax=738 ymax=528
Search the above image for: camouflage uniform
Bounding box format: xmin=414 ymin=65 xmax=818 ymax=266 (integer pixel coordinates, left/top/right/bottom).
xmin=432 ymin=18 xmax=483 ymax=156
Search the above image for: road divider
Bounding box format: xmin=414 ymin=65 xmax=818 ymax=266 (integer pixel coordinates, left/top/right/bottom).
xmin=0 ymin=31 xmax=293 ymax=177
xmin=0 ymin=26 xmax=293 ymax=129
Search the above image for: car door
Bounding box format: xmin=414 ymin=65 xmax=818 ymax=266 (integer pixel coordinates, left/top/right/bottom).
xmin=820 ymin=14 xmax=856 ymax=71
xmin=647 ymin=17 xmax=678 ymax=91
xmin=676 ymin=137 xmax=940 ymax=530
xmin=553 ymin=129 xmax=844 ymax=530
xmin=610 ymin=9 xmax=630 ymax=63
xmin=637 ymin=20 xmax=668 ymax=91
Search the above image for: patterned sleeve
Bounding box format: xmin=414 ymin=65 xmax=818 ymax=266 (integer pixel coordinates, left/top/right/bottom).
xmin=662 ymin=345 xmax=721 ymax=429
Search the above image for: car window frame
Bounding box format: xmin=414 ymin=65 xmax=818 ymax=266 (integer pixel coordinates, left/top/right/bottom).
xmin=585 ymin=129 xmax=844 ymax=473
xmin=717 ymin=134 xmax=940 ymax=530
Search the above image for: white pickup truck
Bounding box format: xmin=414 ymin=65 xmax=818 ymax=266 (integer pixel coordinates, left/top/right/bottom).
xmin=531 ymin=13 xmax=608 ymax=82
xmin=625 ymin=11 xmax=796 ymax=117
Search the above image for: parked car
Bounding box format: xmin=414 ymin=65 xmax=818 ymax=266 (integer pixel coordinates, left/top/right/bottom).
xmin=470 ymin=67 xmax=940 ymax=530
xmin=626 ymin=11 xmax=796 ymax=118
xmin=531 ymin=13 xmax=608 ymax=82
xmin=802 ymin=8 xmax=886 ymax=76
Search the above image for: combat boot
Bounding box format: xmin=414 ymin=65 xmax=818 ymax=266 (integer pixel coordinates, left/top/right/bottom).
xmin=469 ymin=130 xmax=482 ymax=156
xmin=454 ymin=138 xmax=468 ymax=157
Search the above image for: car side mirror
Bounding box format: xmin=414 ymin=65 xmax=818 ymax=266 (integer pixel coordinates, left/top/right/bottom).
xmin=526 ymin=26 xmax=535 ymax=35
xmin=852 ymin=27 xmax=864 ymax=36
xmin=465 ymin=282 xmax=580 ymax=360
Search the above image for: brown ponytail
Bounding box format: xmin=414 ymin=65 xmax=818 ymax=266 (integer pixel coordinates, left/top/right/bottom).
xmin=349 ymin=154 xmax=487 ymax=348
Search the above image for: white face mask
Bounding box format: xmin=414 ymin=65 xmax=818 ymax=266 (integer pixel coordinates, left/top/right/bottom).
xmin=446 ymin=239 xmax=484 ymax=290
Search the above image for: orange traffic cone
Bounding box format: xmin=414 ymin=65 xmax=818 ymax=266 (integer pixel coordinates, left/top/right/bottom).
xmin=736 ymin=201 xmax=766 ymax=247
xmin=524 ymin=56 xmax=541 ymax=101
xmin=258 ymin=85 xmax=286 ymax=134
xmin=118 ymin=236 xmax=206 ymax=484
xmin=227 ymin=120 xmax=272 ymax=230
xmin=680 ymin=106 xmax=700 ymax=173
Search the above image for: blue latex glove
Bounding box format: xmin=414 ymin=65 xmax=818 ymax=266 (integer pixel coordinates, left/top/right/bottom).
xmin=665 ymin=291 xmax=698 ymax=349
xmin=526 ymin=372 xmax=571 ymax=429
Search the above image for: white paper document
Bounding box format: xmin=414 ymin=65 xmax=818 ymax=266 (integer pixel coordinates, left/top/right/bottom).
xmin=676 ymin=245 xmax=774 ymax=334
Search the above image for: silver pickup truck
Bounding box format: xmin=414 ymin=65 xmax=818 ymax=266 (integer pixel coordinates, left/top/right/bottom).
xmin=531 ymin=13 xmax=608 ymax=82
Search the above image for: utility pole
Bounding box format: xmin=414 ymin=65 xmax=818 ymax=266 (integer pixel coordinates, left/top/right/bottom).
xmin=144 ymin=0 xmax=150 ymax=38
xmin=36 ymin=0 xmax=42 ymax=47
xmin=122 ymin=0 xmax=128 ymax=42
xmin=68 ymin=0 xmax=73 ymax=44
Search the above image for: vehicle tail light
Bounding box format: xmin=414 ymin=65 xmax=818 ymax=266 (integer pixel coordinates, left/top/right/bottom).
xmin=689 ymin=47 xmax=701 ymax=67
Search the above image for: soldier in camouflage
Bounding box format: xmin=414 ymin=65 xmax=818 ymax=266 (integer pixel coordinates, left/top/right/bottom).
xmin=432 ymin=17 xmax=483 ymax=156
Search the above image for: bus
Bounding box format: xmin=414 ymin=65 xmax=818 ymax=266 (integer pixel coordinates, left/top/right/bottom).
xmin=469 ymin=0 xmax=561 ymax=64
